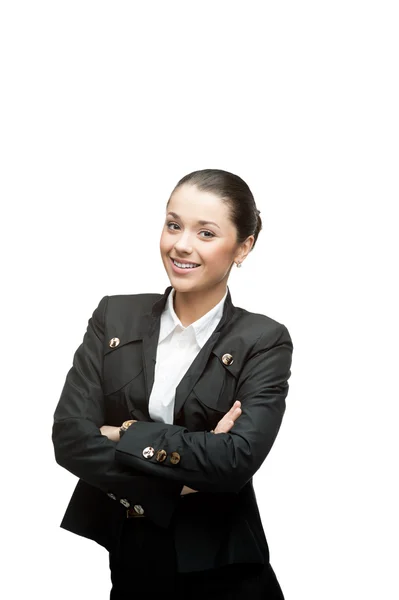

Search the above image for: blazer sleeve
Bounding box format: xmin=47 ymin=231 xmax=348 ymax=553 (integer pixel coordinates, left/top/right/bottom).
xmin=52 ymin=296 xmax=183 ymax=528
xmin=115 ymin=323 xmax=293 ymax=494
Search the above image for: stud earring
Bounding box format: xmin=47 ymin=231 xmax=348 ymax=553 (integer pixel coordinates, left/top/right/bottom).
xmin=236 ymin=261 xmax=242 ymax=268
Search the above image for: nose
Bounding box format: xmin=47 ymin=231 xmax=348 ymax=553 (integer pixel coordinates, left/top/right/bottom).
xmin=173 ymin=231 xmax=194 ymax=253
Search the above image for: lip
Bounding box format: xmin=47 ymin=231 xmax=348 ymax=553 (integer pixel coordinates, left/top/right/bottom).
xmin=170 ymin=256 xmax=201 ymax=265
xmin=169 ymin=256 xmax=201 ymax=274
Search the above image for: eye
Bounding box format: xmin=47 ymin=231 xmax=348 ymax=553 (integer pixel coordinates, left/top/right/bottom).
xmin=166 ymin=222 xmax=179 ymax=231
xmin=166 ymin=222 xmax=215 ymax=238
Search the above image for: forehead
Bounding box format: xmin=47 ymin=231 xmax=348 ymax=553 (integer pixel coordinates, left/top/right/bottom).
xmin=168 ymin=184 xmax=228 ymax=218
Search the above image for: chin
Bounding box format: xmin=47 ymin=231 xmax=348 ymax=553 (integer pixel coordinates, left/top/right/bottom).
xmin=170 ymin=278 xmax=200 ymax=290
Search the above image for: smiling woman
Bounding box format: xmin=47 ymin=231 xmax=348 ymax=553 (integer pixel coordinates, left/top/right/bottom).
xmin=52 ymin=168 xmax=292 ymax=599
xmin=159 ymin=170 xmax=263 ymax=324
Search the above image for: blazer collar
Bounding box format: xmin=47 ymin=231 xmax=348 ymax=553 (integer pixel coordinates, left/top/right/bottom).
xmin=157 ymin=286 xmax=228 ymax=349
xmin=148 ymin=285 xmax=235 ymax=335
xmin=104 ymin=285 xmax=235 ymax=353
xmin=139 ymin=285 xmax=237 ymax=421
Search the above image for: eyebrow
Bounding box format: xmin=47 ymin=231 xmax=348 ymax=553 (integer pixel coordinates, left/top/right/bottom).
xmin=166 ymin=211 xmax=221 ymax=230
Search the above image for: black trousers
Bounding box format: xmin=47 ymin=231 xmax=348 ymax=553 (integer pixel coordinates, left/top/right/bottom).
xmin=109 ymin=516 xmax=285 ymax=599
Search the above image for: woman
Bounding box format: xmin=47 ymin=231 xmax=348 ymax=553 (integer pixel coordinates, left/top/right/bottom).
xmin=52 ymin=168 xmax=293 ymax=598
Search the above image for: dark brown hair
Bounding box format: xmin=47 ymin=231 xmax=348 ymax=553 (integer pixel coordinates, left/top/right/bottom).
xmin=167 ymin=168 xmax=263 ymax=251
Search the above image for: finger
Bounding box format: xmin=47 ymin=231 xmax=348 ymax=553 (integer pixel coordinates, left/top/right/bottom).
xmin=231 ymin=407 xmax=242 ymax=420
xmin=217 ymin=415 xmax=239 ymax=433
xmin=219 ymin=407 xmax=241 ymax=428
xmin=229 ymin=400 xmax=241 ymax=411
xmin=214 ymin=404 xmax=242 ymax=434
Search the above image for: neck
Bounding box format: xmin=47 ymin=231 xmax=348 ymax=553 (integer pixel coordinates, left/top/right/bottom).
xmin=173 ymin=284 xmax=227 ymax=327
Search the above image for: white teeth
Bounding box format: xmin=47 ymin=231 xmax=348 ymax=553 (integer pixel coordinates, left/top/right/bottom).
xmin=173 ymin=259 xmax=199 ymax=269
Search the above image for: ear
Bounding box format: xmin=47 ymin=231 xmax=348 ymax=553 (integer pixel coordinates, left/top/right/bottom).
xmin=234 ymin=235 xmax=255 ymax=263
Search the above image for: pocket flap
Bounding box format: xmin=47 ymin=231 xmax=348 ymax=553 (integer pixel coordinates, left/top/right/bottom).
xmin=103 ymin=341 xmax=143 ymax=395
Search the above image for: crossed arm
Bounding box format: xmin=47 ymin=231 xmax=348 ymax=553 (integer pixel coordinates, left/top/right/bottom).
xmin=53 ymin=296 xmax=292 ymax=520
xmin=99 ymin=400 xmax=243 ymax=495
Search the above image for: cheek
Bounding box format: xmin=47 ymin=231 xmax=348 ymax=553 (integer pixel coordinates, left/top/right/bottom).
xmin=159 ymin=231 xmax=170 ymax=250
xmin=201 ymin=253 xmax=230 ymax=271
xmin=209 ymin=246 xmax=232 ymax=262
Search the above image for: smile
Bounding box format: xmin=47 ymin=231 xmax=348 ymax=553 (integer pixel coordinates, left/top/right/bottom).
xmin=170 ymin=257 xmax=201 ymax=272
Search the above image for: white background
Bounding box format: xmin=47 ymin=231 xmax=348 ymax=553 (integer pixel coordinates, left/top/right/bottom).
xmin=1 ymin=1 xmax=398 ymax=598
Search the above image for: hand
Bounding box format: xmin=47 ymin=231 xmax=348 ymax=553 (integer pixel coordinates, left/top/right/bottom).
xmin=212 ymin=400 xmax=242 ymax=434
xmin=180 ymin=485 xmax=198 ymax=495
xmin=180 ymin=400 xmax=243 ymax=495
xmin=99 ymin=425 xmax=121 ymax=442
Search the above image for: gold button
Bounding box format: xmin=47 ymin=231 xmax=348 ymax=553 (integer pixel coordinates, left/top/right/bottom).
xmin=170 ymin=451 xmax=181 ymax=465
xmin=126 ymin=507 xmax=145 ymax=518
xmin=155 ymin=449 xmax=167 ymax=463
xmin=109 ymin=337 xmax=120 ymax=348
xmin=222 ymin=353 xmax=234 ymax=365
xmin=143 ymin=446 xmax=155 ymax=459
xmin=133 ymin=504 xmax=145 ymax=515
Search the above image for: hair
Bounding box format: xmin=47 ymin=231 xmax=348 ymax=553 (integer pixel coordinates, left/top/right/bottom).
xmin=167 ymin=168 xmax=263 ymax=251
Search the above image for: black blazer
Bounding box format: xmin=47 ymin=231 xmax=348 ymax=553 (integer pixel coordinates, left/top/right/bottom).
xmin=52 ymin=285 xmax=293 ymax=573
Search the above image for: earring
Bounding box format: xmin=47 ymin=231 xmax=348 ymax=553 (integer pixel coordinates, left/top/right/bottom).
xmin=236 ymin=262 xmax=242 ymax=268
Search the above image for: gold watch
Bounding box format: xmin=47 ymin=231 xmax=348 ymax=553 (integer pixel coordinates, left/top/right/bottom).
xmin=119 ymin=419 xmax=137 ymax=438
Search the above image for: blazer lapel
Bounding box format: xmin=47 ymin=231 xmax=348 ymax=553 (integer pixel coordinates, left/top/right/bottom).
xmin=140 ymin=288 xmax=171 ymax=421
xmin=140 ymin=285 xmax=236 ymax=423
xmin=173 ymin=329 xmax=221 ymax=419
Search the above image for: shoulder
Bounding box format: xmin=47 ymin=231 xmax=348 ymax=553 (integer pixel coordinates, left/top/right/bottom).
xmin=105 ymin=291 xmax=162 ymax=311
xmin=90 ymin=292 xmax=162 ymax=329
xmin=236 ymin=305 xmax=284 ymax=329
xmin=232 ymin=305 xmax=293 ymax=354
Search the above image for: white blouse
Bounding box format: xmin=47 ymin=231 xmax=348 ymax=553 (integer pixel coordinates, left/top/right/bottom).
xmin=148 ymin=286 xmax=228 ymax=424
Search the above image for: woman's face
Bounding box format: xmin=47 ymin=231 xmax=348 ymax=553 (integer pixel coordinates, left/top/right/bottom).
xmin=160 ymin=183 xmax=243 ymax=294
